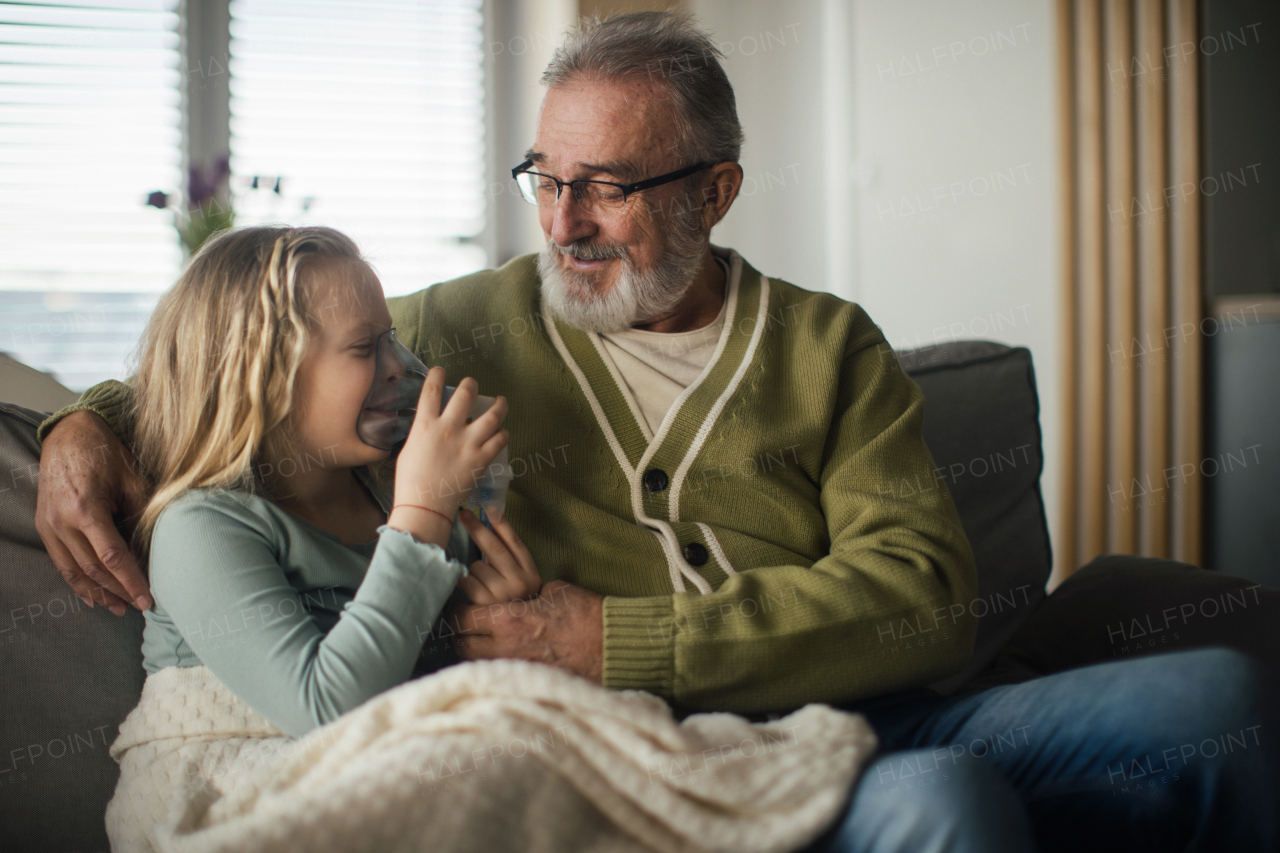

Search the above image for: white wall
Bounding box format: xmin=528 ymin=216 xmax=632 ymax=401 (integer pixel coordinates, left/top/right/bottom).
xmin=484 ymin=0 xmax=579 ymax=264
xmin=689 ymin=0 xmax=1063 ymax=578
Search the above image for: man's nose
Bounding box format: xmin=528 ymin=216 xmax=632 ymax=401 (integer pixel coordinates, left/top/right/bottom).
xmin=547 ymin=186 xmax=597 ymax=246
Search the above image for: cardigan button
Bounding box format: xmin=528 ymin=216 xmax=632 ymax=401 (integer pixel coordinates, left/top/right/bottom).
xmin=683 ymin=543 xmax=708 ymax=566
xmin=643 ymin=468 xmax=669 ymax=493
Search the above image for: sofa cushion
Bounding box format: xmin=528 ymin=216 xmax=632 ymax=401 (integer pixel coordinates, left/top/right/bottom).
xmin=962 ymin=554 xmax=1280 ymax=693
xmin=0 ymin=401 xmax=145 ymax=853
xmin=896 ymin=342 xmax=1053 ymax=692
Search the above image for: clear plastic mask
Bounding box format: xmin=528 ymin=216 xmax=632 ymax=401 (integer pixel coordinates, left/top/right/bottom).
xmin=358 ymin=328 xmax=511 ymax=525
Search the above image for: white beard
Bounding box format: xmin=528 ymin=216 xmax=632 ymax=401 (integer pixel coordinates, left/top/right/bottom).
xmin=538 ymin=212 xmax=708 ymax=334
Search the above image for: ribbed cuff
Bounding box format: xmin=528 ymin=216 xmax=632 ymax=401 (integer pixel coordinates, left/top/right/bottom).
xmin=37 ymin=380 xmax=133 ymax=445
xmin=38 ymin=403 xmax=100 ymax=444
xmin=602 ymin=595 xmax=676 ymax=699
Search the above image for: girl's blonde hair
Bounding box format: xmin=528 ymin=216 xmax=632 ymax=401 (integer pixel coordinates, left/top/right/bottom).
xmin=131 ymin=225 xmax=364 ymax=552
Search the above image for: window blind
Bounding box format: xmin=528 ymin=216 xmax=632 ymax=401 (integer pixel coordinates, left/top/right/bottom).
xmin=0 ymin=0 xmax=181 ymax=391
xmin=227 ymin=0 xmax=488 ymax=298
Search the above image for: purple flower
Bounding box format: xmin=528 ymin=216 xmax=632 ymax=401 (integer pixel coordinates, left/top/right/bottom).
xmin=188 ymin=154 xmax=232 ymax=209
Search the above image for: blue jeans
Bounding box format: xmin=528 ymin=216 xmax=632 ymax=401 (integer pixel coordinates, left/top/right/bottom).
xmin=803 ymin=648 xmax=1278 ymax=853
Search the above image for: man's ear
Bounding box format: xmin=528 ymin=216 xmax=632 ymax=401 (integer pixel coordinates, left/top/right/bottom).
xmin=700 ymin=162 xmax=744 ymax=230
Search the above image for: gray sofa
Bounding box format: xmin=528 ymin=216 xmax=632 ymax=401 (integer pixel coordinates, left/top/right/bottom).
xmin=2 ymin=340 xmax=1274 ymax=852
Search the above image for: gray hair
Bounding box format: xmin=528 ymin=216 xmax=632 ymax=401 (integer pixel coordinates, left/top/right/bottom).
xmin=542 ymin=10 xmax=744 ymax=166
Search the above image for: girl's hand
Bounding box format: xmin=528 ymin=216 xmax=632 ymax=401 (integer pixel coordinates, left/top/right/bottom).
xmin=389 ymin=368 xmax=508 ymax=546
xmin=455 ymin=508 xmax=542 ymax=605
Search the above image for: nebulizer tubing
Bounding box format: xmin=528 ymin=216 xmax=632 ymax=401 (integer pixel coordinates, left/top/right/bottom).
xmin=357 ymin=328 xmax=511 ymax=527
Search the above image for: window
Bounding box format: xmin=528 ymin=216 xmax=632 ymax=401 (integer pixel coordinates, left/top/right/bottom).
xmin=0 ymin=0 xmax=489 ymax=393
xmin=0 ymin=0 xmax=182 ymax=391
xmin=227 ymin=0 xmax=487 ymax=297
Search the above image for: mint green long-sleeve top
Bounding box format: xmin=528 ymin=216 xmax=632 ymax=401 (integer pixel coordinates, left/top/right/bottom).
xmin=139 ymin=471 xmax=473 ymax=737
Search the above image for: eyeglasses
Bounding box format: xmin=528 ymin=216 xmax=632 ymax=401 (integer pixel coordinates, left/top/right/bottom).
xmin=511 ymin=160 xmax=714 ymax=214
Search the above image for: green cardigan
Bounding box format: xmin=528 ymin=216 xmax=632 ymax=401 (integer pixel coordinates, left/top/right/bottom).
xmin=44 ymin=249 xmax=978 ymax=714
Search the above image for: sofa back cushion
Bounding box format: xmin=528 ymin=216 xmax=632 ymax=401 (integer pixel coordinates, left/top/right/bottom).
xmin=897 ymin=342 xmax=1053 ymax=692
xmin=0 ymin=402 xmax=145 ymax=852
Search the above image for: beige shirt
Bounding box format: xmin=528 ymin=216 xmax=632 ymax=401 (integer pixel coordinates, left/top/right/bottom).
xmin=598 ymin=256 xmax=731 ymax=439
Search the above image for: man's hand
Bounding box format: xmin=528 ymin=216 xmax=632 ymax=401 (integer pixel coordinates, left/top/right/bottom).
xmin=34 ymin=410 xmax=153 ymax=615
xmin=452 ymin=580 xmax=604 ymax=683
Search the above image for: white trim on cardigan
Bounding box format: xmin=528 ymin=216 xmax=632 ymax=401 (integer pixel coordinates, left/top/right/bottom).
xmin=589 ymin=331 xmax=655 ymax=443
xmin=542 ymin=298 xmax=703 ymax=594
xmin=538 ymin=254 xmax=754 ymax=597
xmin=696 ymin=522 xmax=737 ymax=577
xmin=670 ymin=268 xmax=771 ymax=522
xmin=543 ymin=303 xmax=635 ymax=481
xmin=625 ymin=256 xmax=744 ymax=596
xmin=640 ymin=255 xmax=740 ymax=453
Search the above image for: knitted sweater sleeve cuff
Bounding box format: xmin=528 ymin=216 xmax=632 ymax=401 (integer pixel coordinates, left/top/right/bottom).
xmin=37 ymin=379 xmax=134 ymax=445
xmin=602 ymin=595 xmax=675 ymax=698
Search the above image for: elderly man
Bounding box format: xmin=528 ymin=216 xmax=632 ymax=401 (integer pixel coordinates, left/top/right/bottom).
xmin=34 ymin=11 xmax=1277 ymax=853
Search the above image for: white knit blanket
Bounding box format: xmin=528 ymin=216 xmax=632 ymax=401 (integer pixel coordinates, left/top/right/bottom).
xmin=106 ymin=661 xmax=876 ymax=853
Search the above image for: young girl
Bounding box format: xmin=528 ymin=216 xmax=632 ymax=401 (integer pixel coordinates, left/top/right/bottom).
xmin=101 ymin=226 xmax=872 ymax=853
xmin=104 ymin=226 xmax=541 ymax=850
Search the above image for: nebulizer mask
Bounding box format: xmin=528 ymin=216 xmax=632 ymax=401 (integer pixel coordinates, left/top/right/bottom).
xmin=357 ymin=328 xmax=511 ymax=527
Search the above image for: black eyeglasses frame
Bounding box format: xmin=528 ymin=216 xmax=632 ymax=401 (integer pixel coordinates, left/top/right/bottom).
xmin=510 ymin=160 xmax=717 ymax=207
